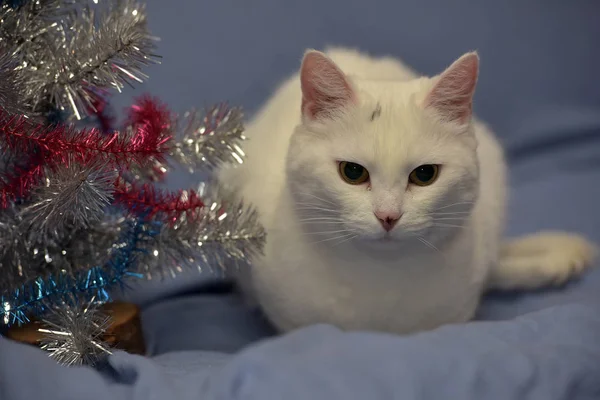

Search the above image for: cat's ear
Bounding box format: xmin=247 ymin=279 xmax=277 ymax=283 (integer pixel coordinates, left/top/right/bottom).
xmin=300 ymin=50 xmax=356 ymax=120
xmin=425 ymin=52 xmax=479 ymax=125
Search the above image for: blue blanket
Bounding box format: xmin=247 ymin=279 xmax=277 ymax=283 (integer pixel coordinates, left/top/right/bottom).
xmin=2 ymin=0 xmax=600 ymax=399
xmin=3 ymin=293 xmax=600 ymax=400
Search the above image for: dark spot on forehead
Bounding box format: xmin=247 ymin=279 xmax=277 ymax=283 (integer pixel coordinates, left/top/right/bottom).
xmin=370 ymin=103 xmax=382 ymax=121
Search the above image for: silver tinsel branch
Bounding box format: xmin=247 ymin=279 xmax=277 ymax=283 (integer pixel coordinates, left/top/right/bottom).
xmin=129 ymin=104 xmax=247 ymax=182
xmin=171 ymin=105 xmax=246 ymax=173
xmin=21 ymin=158 xmax=117 ymax=235
xmin=0 ymin=100 xmax=265 ymax=313
xmin=0 ymin=203 xmax=123 ymax=297
xmin=0 ymin=0 xmax=74 ymax=63
xmin=0 ymin=0 xmax=266 ymax=368
xmin=39 ymin=299 xmax=112 ymax=366
xmin=0 ymin=185 xmax=265 ymax=296
xmin=0 ymin=45 xmax=28 ymax=116
xmin=0 ymin=0 xmax=159 ymax=119
xmin=133 ymin=182 xmax=265 ymax=280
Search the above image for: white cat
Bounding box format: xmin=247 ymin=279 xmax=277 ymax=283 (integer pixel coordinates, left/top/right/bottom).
xmin=219 ymin=47 xmax=597 ymax=334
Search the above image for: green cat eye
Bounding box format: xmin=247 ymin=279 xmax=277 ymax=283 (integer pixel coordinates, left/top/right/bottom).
xmin=409 ymin=164 xmax=439 ymax=186
xmin=339 ymin=161 xmax=369 ymax=185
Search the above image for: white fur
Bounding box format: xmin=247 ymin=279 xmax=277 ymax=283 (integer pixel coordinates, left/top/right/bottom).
xmin=219 ymin=47 xmax=597 ymax=334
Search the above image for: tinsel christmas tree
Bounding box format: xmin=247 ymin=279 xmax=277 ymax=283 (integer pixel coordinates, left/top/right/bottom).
xmin=0 ymin=0 xmax=265 ymax=366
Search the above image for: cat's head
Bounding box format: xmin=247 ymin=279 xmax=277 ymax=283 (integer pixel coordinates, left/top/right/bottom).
xmin=287 ymin=50 xmax=481 ymax=250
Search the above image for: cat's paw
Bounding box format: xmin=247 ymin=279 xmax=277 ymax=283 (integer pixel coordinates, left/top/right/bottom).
xmin=531 ymin=233 xmax=597 ymax=286
xmin=489 ymin=231 xmax=598 ymax=290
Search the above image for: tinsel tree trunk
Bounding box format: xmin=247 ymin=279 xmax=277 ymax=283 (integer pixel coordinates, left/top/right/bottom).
xmin=0 ymin=0 xmax=264 ymax=366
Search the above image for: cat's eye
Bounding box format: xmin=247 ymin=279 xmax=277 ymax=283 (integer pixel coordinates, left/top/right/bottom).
xmin=409 ymin=164 xmax=439 ymax=186
xmin=339 ymin=161 xmax=369 ymax=185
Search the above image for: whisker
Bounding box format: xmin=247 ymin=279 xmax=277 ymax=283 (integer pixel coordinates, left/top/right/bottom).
xmin=431 ymin=217 xmax=467 ymax=222
xmin=294 ymin=205 xmax=338 ymax=213
xmin=309 ymin=232 xmax=357 ymax=245
xmin=432 ymin=223 xmax=467 ymax=229
xmin=294 ymin=202 xmax=335 ymax=208
xmin=331 ymin=234 xmax=358 ymax=247
xmin=428 ymin=211 xmax=472 ymax=216
xmin=297 ymin=217 xmax=346 ymax=222
xmin=298 ymin=222 xmax=348 ymax=227
xmin=433 ymin=202 xmax=475 ymax=211
xmin=294 ymin=202 xmax=337 ymax=208
xmin=417 ymin=237 xmax=440 ymax=253
xmin=296 ymin=192 xmax=337 ymax=206
xmin=302 ymin=229 xmax=355 ymax=236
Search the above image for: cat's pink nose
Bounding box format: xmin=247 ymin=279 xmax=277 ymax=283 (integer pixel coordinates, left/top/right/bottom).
xmin=374 ymin=211 xmax=401 ymax=232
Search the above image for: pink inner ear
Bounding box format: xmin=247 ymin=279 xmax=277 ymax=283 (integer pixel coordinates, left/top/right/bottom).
xmin=300 ymin=51 xmax=355 ymax=120
xmin=425 ymin=52 xmax=479 ymax=124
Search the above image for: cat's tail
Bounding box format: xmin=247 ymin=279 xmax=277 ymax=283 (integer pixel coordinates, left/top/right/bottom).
xmin=487 ymin=231 xmax=598 ymax=290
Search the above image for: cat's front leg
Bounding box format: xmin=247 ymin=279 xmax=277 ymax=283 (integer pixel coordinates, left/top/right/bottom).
xmin=487 ymin=231 xmax=597 ymax=290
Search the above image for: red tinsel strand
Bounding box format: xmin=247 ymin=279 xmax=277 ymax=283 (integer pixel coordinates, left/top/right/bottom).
xmin=113 ymin=177 xmax=205 ymax=221
xmin=0 ymin=108 xmax=170 ymax=168
xmin=0 ymin=102 xmax=172 ymax=206
xmin=126 ymin=95 xmax=173 ymax=151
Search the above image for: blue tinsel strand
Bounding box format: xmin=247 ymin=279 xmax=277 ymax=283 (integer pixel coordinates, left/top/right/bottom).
xmin=0 ymin=217 xmax=151 ymax=326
